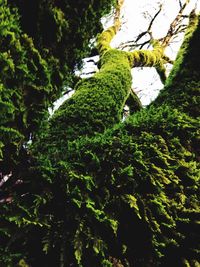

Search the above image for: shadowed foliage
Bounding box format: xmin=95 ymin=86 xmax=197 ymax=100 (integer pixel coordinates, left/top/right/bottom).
xmin=0 ymin=1 xmax=199 ymax=266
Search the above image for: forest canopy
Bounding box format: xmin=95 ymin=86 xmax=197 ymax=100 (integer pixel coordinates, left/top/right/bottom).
xmin=0 ymin=0 xmax=199 ymax=266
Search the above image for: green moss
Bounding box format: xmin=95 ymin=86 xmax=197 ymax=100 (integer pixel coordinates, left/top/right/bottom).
xmin=60 ymin=104 xmax=199 ymax=265
xmin=23 ymin=102 xmax=198 ymax=266
xmin=9 ymin=0 xmax=116 ymax=70
xmin=48 ymin=49 xmax=133 ymax=142
xmin=125 ymin=89 xmax=142 ymax=113
xmin=128 ymin=40 xmax=164 ymax=68
xmin=97 ymin=26 xmax=117 ymax=55
xmin=1 ymin=3 xmax=199 ymax=267
xmin=0 ymin=0 xmax=116 ymax=175
xmin=154 ymin=14 xmax=200 ymax=117
xmin=0 ymin=0 xmax=54 ymax=172
xmin=165 ymin=12 xmax=199 ymax=88
xmin=17 ymin=259 xmax=29 ymax=267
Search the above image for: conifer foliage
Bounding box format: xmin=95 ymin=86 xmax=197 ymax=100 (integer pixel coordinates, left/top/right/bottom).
xmin=0 ymin=1 xmax=199 ymax=266
xmin=0 ymin=0 xmax=116 ymax=182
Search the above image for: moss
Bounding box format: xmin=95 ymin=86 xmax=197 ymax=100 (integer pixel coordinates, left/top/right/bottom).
xmin=0 ymin=0 xmax=54 ymax=173
xmin=127 ymin=40 xmax=167 ymax=83
xmin=25 ymin=77 xmax=199 ymax=266
xmin=154 ymin=14 xmax=200 ymax=117
xmin=0 ymin=0 xmax=117 ymax=175
xmin=23 ymin=102 xmax=199 ymax=266
xmin=128 ymin=40 xmax=164 ymax=68
xmin=17 ymin=259 xmax=29 ymax=267
xmin=96 ymin=0 xmax=121 ymax=55
xmin=125 ymin=89 xmax=142 ymax=113
xmin=59 ymin=103 xmax=199 ymax=266
xmin=1 ymin=3 xmax=199 ymax=267
xmin=97 ymin=26 xmax=117 ymax=54
xmin=9 ymin=0 xmax=116 ymax=68
xmin=165 ymin=12 xmax=199 ymax=88
xmin=48 ymin=49 xmax=133 ymax=143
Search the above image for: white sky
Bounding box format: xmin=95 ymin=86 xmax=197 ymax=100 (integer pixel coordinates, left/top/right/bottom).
xmin=112 ymin=0 xmax=199 ymax=46
xmin=111 ymin=0 xmax=200 ymax=105
xmin=50 ymin=0 xmax=200 ymax=113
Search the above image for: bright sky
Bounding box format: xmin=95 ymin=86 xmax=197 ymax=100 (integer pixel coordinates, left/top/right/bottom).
xmin=112 ymin=0 xmax=199 ymax=45
xmin=50 ymin=0 xmax=200 ymax=113
xmin=111 ymin=0 xmax=200 ymax=105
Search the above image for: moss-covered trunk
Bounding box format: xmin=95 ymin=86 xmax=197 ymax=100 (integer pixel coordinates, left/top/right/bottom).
xmin=30 ymin=13 xmax=200 ymax=267
xmin=48 ymin=49 xmax=134 ymax=142
xmin=0 ymin=2 xmax=199 ymax=267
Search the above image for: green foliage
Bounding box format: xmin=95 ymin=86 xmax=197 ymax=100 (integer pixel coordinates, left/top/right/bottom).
xmin=0 ymin=0 xmax=116 ymax=175
xmin=154 ymin=14 xmax=200 ymax=117
xmin=18 ymin=102 xmax=199 ymax=266
xmin=0 ymin=4 xmax=199 ymax=267
xmin=9 ymin=0 xmax=117 ymax=70
xmin=0 ymin=0 xmax=51 ymax=173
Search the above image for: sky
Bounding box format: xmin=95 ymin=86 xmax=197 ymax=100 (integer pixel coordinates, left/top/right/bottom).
xmin=49 ymin=0 xmax=200 ymax=113
xmin=110 ymin=0 xmax=200 ymax=105
xmin=112 ymin=0 xmax=199 ymax=45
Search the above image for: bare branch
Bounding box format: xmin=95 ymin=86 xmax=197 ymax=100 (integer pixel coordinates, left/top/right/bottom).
xmin=147 ymin=4 xmax=163 ymax=33
xmin=118 ymin=39 xmax=151 ymax=51
xmin=178 ymin=0 xmax=183 ymax=9
xmin=117 ymin=4 xmax=163 ymax=51
xmin=161 ymin=0 xmax=191 ymax=48
xmin=119 ymin=0 xmax=192 ymax=52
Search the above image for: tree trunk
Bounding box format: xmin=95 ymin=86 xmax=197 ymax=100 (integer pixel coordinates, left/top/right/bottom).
xmin=0 ymin=2 xmax=199 ymax=267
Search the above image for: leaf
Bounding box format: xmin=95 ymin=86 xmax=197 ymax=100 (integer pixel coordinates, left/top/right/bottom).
xmin=74 ymin=238 xmax=82 ymax=264
xmin=93 ymin=238 xmax=103 ymax=254
xmin=125 ymin=194 xmax=141 ymax=219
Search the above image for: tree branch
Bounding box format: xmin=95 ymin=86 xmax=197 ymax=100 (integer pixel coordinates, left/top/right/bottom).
xmin=118 ymin=5 xmax=162 ymax=51
xmin=97 ymin=0 xmax=125 ymax=55
xmin=129 ymin=40 xmax=164 ymax=67
xmin=161 ymin=0 xmax=191 ymax=48
xmin=118 ymin=1 xmax=192 ymax=61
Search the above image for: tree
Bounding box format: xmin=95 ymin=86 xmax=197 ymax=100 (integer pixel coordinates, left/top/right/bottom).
xmin=0 ymin=0 xmax=116 ymax=175
xmin=0 ymin=0 xmax=199 ymax=266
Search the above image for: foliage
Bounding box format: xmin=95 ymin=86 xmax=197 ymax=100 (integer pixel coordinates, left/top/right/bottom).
xmin=60 ymin=104 xmax=199 ymax=266
xmin=0 ymin=0 xmax=116 ymax=182
xmin=154 ymin=12 xmax=200 ymax=117
xmin=0 ymin=2 xmax=199 ymax=267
